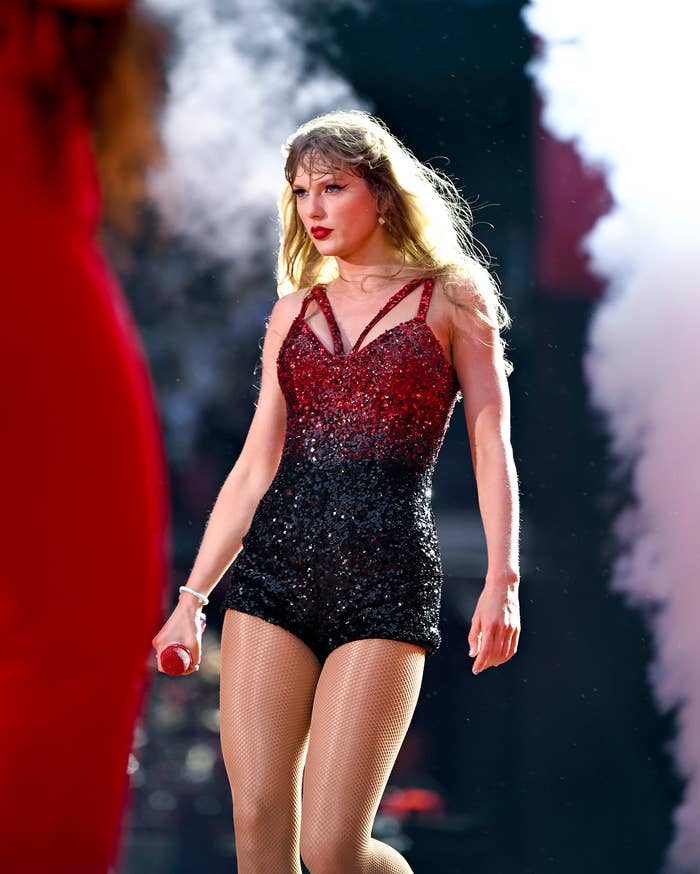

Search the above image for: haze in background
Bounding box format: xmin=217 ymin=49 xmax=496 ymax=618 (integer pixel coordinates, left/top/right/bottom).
xmin=138 ymin=0 xmax=370 ymax=462
xmin=144 ymin=0 xmax=370 ymax=274
xmin=523 ymin=2 xmax=700 ymax=871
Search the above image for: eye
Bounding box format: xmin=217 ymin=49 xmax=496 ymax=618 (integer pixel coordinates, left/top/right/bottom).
xmin=292 ymin=184 xmax=346 ymax=197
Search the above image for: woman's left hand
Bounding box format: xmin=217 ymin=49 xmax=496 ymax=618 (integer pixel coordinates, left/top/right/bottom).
xmin=468 ymin=581 xmax=521 ymax=675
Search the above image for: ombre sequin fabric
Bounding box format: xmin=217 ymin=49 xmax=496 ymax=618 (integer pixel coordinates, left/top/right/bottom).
xmin=219 ymin=276 xmax=462 ymax=662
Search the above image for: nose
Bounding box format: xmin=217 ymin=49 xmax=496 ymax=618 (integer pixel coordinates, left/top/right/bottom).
xmin=305 ymin=193 xmax=325 ymax=222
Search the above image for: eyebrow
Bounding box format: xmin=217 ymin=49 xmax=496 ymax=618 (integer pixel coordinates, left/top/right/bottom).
xmin=291 ymin=172 xmax=345 ymax=188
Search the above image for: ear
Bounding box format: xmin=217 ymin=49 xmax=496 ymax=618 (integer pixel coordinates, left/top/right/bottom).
xmin=370 ymin=182 xmax=391 ymax=220
xmin=364 ymin=173 xmax=381 ymax=199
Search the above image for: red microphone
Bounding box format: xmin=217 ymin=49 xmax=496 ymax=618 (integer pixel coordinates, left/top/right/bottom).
xmin=160 ymin=614 xmax=207 ymax=676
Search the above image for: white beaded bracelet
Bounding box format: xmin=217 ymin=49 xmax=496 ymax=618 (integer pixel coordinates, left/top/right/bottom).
xmin=179 ymin=585 xmax=209 ymax=606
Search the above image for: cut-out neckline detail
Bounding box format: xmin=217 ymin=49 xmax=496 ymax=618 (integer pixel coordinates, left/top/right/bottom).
xmin=297 ymin=315 xmax=455 ymax=372
xmin=307 ymin=276 xmax=432 ymax=358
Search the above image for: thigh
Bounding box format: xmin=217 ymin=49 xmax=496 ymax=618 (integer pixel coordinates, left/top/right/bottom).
xmin=300 ymin=638 xmax=425 ymax=852
xmin=219 ymin=609 xmax=322 ymax=806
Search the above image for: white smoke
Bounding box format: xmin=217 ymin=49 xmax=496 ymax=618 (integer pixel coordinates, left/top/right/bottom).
xmin=133 ymin=0 xmax=371 ymax=462
xmin=142 ymin=0 xmax=371 ymax=270
xmin=522 ymin=2 xmax=700 ymax=872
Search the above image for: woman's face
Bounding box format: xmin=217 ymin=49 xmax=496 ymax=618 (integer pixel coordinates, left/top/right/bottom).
xmin=291 ymin=161 xmax=385 ymax=258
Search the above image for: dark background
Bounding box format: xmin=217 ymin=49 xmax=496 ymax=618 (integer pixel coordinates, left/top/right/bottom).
xmin=117 ymin=1 xmax=682 ymax=871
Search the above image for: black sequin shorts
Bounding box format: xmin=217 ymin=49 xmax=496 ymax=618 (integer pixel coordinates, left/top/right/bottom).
xmin=219 ymin=455 xmax=443 ymax=664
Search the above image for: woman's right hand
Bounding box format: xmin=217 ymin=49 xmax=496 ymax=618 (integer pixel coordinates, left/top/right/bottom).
xmin=151 ymin=601 xmax=205 ymax=675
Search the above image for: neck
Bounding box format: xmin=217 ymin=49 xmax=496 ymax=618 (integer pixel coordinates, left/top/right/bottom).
xmin=332 ymin=258 xmax=415 ymax=295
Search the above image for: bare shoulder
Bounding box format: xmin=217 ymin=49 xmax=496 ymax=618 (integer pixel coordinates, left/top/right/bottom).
xmin=435 ymin=264 xmax=500 ymax=344
xmin=267 ymin=287 xmax=309 ymax=331
xmin=278 ymin=286 xmax=311 ymax=309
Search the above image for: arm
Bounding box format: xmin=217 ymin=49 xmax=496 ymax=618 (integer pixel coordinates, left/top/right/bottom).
xmin=175 ymin=291 xmax=301 ymax=615
xmin=449 ymin=273 xmax=521 ymax=674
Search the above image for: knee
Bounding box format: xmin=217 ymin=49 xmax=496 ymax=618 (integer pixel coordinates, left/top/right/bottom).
xmin=233 ymin=795 xmax=283 ymax=848
xmin=300 ymin=820 xmax=362 ymax=873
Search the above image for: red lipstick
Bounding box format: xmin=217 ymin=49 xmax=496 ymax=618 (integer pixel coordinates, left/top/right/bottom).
xmin=311 ymin=226 xmax=332 ymax=239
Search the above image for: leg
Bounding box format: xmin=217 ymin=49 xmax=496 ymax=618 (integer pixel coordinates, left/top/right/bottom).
xmin=300 ymin=638 xmax=425 ymax=874
xmin=219 ymin=609 xmax=322 ymax=874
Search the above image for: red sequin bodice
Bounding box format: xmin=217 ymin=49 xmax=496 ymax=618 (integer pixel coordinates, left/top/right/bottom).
xmin=277 ymin=276 xmax=461 ymax=472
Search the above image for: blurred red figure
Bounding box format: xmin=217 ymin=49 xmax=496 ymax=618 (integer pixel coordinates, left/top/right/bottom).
xmin=0 ymin=2 xmax=170 ymax=872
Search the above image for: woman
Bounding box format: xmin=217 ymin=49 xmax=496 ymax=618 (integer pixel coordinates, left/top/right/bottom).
xmin=153 ymin=109 xmax=521 ymax=873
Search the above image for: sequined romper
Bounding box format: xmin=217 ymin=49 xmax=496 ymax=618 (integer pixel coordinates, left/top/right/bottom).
xmin=219 ymin=276 xmax=461 ymax=662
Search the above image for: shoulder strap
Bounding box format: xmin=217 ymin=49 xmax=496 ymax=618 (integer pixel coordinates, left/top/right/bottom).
xmin=415 ymin=277 xmax=435 ymax=321
xmin=351 ymin=276 xmax=431 ymax=353
xmin=298 ymin=284 xmax=322 ymax=319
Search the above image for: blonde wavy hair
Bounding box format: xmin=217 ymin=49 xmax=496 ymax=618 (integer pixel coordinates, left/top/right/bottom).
xmin=276 ymin=109 xmax=513 ymax=375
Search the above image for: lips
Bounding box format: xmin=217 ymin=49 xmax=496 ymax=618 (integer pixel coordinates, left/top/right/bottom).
xmin=311 ymin=226 xmax=332 ymax=239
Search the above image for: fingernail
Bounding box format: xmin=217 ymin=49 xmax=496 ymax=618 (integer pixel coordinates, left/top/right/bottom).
xmin=469 ymin=646 xmax=475 ymax=656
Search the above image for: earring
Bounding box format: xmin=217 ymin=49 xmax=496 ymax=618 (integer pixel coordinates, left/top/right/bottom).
xmin=378 ymin=216 xmax=386 ymax=225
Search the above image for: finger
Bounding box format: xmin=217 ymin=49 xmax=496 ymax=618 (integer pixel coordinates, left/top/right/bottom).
xmin=512 ymin=625 xmax=521 ymax=656
xmin=507 ymin=626 xmax=519 ymax=660
xmin=499 ymin=628 xmax=513 ymax=664
xmin=473 ymin=631 xmax=492 ymax=674
xmin=478 ymin=627 xmax=506 ymax=672
xmin=468 ymin=624 xmax=481 ymax=656
xmin=498 ymin=628 xmax=513 ymax=663
xmin=489 ymin=630 xmax=505 ymax=667
xmin=186 ymin=647 xmax=201 ymax=674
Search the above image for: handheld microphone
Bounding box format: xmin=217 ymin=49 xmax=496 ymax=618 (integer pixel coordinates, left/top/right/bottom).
xmin=160 ymin=613 xmax=207 ymax=676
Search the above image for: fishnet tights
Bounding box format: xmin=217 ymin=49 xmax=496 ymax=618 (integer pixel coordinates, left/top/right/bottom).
xmin=219 ymin=609 xmax=425 ymax=874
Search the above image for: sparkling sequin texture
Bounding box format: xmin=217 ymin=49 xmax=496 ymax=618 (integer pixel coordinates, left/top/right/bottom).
xmin=219 ymin=276 xmax=462 ymax=662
